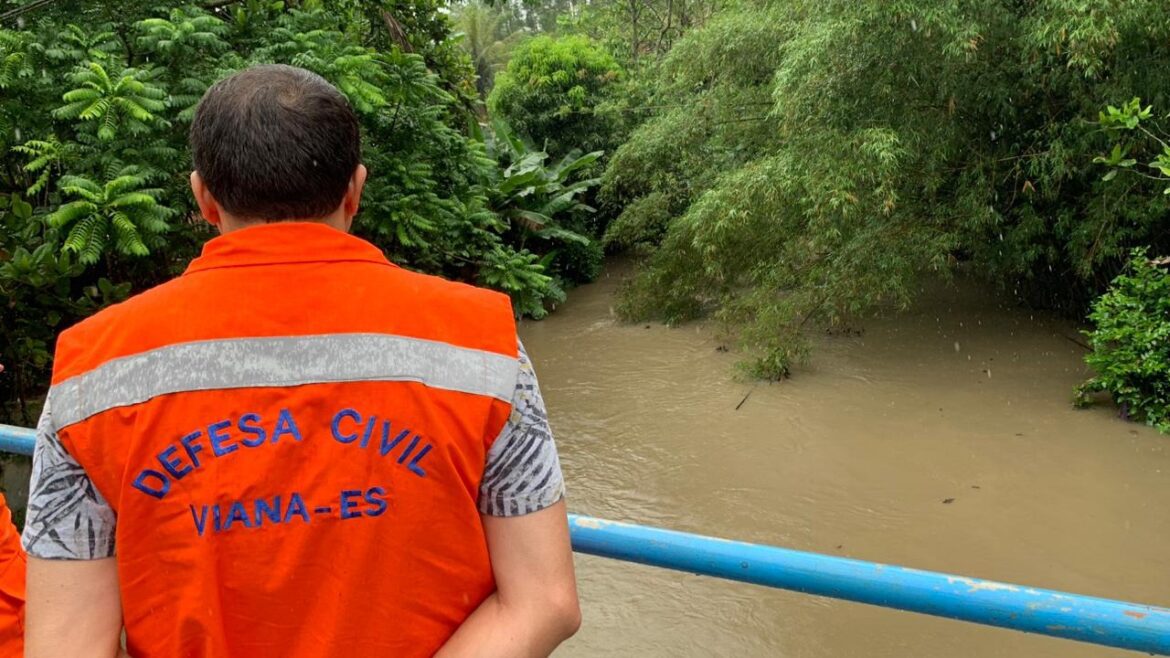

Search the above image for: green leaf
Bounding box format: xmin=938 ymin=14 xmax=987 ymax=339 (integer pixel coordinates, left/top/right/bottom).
xmin=536 ymin=225 xmax=591 ymax=245
xmin=511 ymin=209 xmax=551 ymax=229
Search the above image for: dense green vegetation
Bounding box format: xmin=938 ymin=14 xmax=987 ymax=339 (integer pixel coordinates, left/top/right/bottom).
xmin=600 ymin=1 xmax=1170 ymax=387
xmin=3 ymin=0 xmax=1168 ymax=431
xmin=1077 ymin=249 xmax=1170 ymax=432
xmin=0 ymin=0 xmax=603 ymax=423
xmin=488 ymin=34 xmax=623 ymax=158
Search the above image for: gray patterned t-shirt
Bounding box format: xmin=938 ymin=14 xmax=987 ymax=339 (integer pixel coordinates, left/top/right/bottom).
xmin=22 ymin=340 xmax=564 ymax=560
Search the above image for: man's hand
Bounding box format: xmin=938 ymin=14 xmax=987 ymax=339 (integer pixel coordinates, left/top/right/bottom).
xmin=436 ymin=501 xmax=581 ymax=657
xmin=26 ymin=556 xmax=128 ymax=658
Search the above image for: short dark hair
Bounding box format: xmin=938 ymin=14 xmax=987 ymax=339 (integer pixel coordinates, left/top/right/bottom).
xmin=190 ymin=64 xmax=361 ymax=221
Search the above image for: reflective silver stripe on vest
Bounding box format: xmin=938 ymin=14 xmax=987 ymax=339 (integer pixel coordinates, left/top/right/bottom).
xmin=47 ymin=333 xmax=519 ymax=431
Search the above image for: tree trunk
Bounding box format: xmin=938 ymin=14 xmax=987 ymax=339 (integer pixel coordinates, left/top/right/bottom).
xmin=380 ymin=9 xmax=414 ymax=53
xmin=629 ymin=0 xmax=639 ymax=65
xmin=656 ymin=0 xmax=673 ymax=54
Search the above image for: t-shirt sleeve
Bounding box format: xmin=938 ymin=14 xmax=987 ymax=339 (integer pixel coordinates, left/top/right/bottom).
xmin=21 ymin=398 xmax=117 ymax=560
xmin=478 ymin=339 xmax=566 ymax=517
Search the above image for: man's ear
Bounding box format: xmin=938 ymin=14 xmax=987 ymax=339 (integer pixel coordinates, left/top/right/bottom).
xmin=341 ymin=164 xmax=368 ymax=231
xmin=190 ymin=171 xmax=223 ymax=228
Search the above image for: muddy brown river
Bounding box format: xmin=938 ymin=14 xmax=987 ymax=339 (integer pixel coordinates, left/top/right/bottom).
xmin=519 ymin=266 xmax=1170 ymax=657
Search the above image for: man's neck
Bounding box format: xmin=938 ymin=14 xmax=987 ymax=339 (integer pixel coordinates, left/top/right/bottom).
xmin=218 ymin=214 xmax=350 ymax=234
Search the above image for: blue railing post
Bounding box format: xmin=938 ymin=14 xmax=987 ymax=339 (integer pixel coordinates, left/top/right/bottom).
xmin=3 ymin=423 xmax=1168 ymax=654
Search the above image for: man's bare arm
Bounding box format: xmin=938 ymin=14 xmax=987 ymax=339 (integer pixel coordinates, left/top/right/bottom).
xmin=26 ymin=556 xmax=128 ymax=658
xmin=436 ymin=501 xmax=581 ymax=658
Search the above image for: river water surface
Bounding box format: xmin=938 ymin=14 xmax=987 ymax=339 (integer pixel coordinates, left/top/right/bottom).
xmin=519 ymin=265 xmax=1170 ymax=657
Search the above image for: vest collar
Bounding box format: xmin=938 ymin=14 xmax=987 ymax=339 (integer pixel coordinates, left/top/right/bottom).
xmin=184 ymin=221 xmax=393 ymax=274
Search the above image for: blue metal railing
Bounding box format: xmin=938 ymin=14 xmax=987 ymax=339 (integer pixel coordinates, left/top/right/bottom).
xmin=3 ymin=423 xmax=1169 ymax=654
xmin=0 ymin=424 xmax=33 ymax=458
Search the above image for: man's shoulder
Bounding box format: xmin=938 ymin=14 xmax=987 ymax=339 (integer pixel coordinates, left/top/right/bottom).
xmin=364 ymin=264 xmax=519 ymax=357
xmin=389 ymin=264 xmax=514 ymax=316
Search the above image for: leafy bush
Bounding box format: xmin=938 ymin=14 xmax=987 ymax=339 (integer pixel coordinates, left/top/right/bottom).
xmin=1094 ymin=98 xmax=1170 ymax=194
xmin=0 ymin=1 xmax=598 ymax=421
xmin=484 ymin=120 xmax=605 ymax=290
xmin=487 ymin=34 xmax=622 ymax=158
xmin=1076 ymin=249 xmax=1170 ymax=432
xmin=602 ymin=191 xmax=670 ymax=252
xmin=0 ymin=193 xmax=130 ymax=424
xmin=477 ymin=247 xmax=563 ymax=320
xmin=48 ymin=167 xmax=174 ymax=263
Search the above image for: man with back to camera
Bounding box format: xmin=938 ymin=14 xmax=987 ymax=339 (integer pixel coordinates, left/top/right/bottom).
xmin=20 ymin=64 xmax=580 ymax=658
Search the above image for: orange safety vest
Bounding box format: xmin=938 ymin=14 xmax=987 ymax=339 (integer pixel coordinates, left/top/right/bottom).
xmin=46 ymin=222 xmax=519 ymax=657
xmin=0 ymin=493 xmax=25 ymax=657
